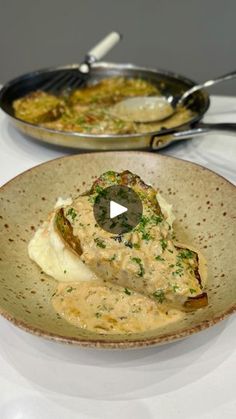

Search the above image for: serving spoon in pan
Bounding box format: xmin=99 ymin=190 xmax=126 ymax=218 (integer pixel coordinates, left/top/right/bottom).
xmin=110 ymin=70 xmax=236 ymax=123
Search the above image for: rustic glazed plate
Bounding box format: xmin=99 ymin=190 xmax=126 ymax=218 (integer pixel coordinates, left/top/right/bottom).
xmin=0 ymin=152 xmax=235 ymax=349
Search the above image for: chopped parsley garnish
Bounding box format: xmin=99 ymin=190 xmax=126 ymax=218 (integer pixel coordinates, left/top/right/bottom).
xmin=93 ymin=185 xmax=108 ymax=204
xmin=150 ymin=214 xmax=163 ymax=225
xmin=153 ymin=289 xmax=165 ymax=303
xmin=64 ymin=269 xmax=67 ymax=274
xmin=172 ymin=284 xmax=179 ymax=292
xmin=114 ymin=120 xmax=125 ymax=129
xmin=95 ymin=312 xmax=102 ymax=318
xmin=94 ymin=237 xmax=106 ymax=248
xmin=110 ymin=254 xmax=116 ymax=261
xmin=88 ymin=195 xmax=96 ymax=204
xmin=155 ymin=255 xmax=165 ymax=262
xmin=66 ymin=287 xmax=75 ymax=293
xmin=66 ymin=207 xmax=77 ymax=221
xmin=131 ymin=257 xmax=145 ymax=277
xmin=169 ymin=264 xmax=175 ymax=268
xmin=124 ymin=288 xmax=132 ymax=295
xmin=172 ymin=268 xmax=184 ymax=277
xmin=168 ymin=249 xmax=174 ymax=254
xmin=124 ymin=240 xmax=140 ymax=249
xmin=135 ymin=216 xmax=153 ymax=241
xmin=160 ymin=238 xmax=168 ymax=251
xmin=134 ymin=214 xmax=163 ymax=241
xmin=95 ymin=185 xmax=106 ymax=195
xmin=76 ymin=116 xmax=86 ymax=124
xmin=100 ymin=171 xmax=116 ymax=180
xmin=178 ymin=249 xmax=194 ymax=259
xmin=139 ymin=215 xmax=150 ymax=228
xmin=124 ymin=240 xmax=133 ymax=248
xmin=142 ymin=231 xmax=152 ymax=241
xmin=176 ymin=260 xmax=183 ymax=268
xmin=112 ymin=235 xmax=123 ymax=243
xmin=189 ymin=288 xmax=196 ymax=294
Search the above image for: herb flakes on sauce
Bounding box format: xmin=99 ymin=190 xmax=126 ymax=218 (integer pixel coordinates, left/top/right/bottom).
xmin=94 ymin=237 xmax=106 ymax=248
xmin=124 ymin=288 xmax=132 ymax=295
xmin=160 ymin=238 xmax=168 ymax=251
xmin=153 ymin=289 xmax=165 ymax=303
xmin=66 ymin=207 xmax=77 ymax=221
xmin=131 ymin=257 xmax=145 ymax=277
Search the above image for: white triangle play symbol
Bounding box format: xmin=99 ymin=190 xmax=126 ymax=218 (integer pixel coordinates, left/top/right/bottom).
xmin=110 ymin=200 xmax=128 ymax=219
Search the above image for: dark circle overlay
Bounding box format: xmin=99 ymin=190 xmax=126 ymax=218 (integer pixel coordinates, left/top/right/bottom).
xmin=93 ymin=185 xmax=143 ymax=235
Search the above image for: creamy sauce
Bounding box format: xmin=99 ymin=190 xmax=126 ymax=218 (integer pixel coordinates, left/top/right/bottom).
xmin=66 ymin=194 xmax=203 ymax=300
xmin=110 ymin=96 xmax=174 ymax=122
xmin=28 ymin=171 xmax=207 ymax=335
xmin=52 ymin=281 xmax=183 ymax=334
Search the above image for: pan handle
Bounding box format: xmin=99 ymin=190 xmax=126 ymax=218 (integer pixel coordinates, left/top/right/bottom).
xmin=79 ymin=32 xmax=122 ymax=73
xmin=150 ymin=122 xmax=236 ymax=149
xmin=87 ymin=32 xmax=121 ymax=62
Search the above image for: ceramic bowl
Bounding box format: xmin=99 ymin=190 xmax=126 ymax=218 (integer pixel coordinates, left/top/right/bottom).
xmin=0 ymin=152 xmax=235 ymax=348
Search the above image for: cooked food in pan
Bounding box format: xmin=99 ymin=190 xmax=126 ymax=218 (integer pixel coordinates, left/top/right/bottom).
xmin=13 ymin=91 xmax=65 ymax=124
xmin=28 ymin=170 xmax=207 ymax=334
xmin=13 ymin=77 xmax=195 ymax=135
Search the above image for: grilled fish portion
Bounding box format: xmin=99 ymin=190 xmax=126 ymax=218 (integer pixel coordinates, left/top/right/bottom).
xmin=13 ymin=91 xmax=65 ymax=124
xmin=55 ymin=171 xmax=207 ymax=309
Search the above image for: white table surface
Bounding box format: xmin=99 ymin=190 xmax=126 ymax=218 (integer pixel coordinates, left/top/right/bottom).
xmin=0 ymin=96 xmax=235 ymax=419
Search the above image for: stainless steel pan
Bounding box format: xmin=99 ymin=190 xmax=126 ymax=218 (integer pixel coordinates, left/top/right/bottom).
xmin=0 ymin=62 xmax=236 ymax=150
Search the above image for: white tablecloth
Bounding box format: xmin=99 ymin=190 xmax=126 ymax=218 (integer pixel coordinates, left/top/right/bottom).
xmin=0 ymin=96 xmax=235 ymax=419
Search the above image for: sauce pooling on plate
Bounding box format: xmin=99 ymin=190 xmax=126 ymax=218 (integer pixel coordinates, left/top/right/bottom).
xmin=52 ymin=281 xmax=183 ymax=334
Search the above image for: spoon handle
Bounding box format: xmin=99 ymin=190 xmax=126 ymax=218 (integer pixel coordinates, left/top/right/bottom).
xmin=150 ymin=122 xmax=236 ymax=149
xmin=179 ymin=70 xmax=236 ymax=105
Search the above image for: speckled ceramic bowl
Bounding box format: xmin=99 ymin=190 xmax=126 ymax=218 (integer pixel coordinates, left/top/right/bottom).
xmin=0 ymin=152 xmax=235 ymax=349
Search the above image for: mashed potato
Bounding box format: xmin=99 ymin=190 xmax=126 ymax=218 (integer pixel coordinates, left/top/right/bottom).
xmin=28 ymin=198 xmax=95 ymax=283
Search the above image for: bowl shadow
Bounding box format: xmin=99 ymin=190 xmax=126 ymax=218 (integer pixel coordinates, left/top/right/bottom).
xmin=0 ymin=316 xmax=234 ymax=401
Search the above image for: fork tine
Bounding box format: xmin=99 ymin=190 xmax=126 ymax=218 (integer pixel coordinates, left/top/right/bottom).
xmin=47 ymin=73 xmax=75 ymax=94
xmin=50 ymin=73 xmax=76 ymax=94
xmin=42 ymin=72 xmax=67 ymax=92
xmin=67 ymin=74 xmax=86 ymax=90
xmin=70 ymin=76 xmax=87 ymax=90
xmin=41 ymin=69 xmax=88 ymax=95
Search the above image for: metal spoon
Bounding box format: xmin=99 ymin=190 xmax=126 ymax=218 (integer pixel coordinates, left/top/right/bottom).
xmin=110 ymin=70 xmax=236 ymax=123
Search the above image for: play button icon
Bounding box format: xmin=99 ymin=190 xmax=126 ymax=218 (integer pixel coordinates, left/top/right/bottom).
xmin=93 ymin=185 xmax=143 ymax=235
xmin=110 ymin=201 xmax=127 ymax=218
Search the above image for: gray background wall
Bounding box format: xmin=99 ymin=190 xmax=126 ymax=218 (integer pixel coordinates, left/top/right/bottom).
xmin=0 ymin=0 xmax=235 ymax=95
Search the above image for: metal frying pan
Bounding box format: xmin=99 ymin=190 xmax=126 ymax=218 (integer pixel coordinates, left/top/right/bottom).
xmin=0 ymin=62 xmax=236 ymax=150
